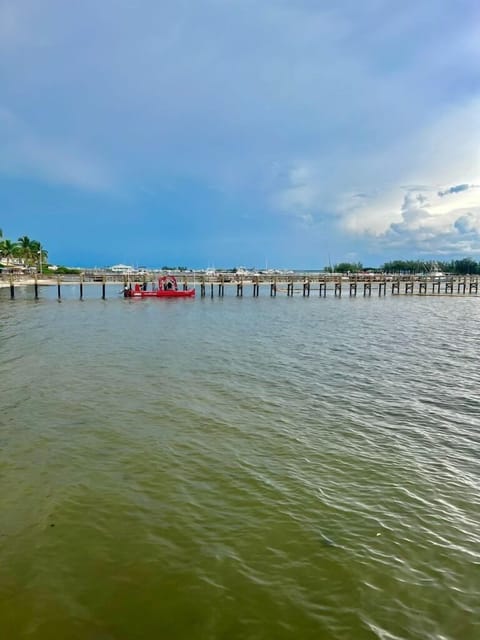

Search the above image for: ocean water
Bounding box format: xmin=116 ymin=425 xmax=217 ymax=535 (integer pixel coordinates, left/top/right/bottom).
xmin=1 ymin=285 xmax=479 ymax=639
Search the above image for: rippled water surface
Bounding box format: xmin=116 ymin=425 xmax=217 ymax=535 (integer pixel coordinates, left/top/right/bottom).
xmin=1 ymin=286 xmax=479 ymax=639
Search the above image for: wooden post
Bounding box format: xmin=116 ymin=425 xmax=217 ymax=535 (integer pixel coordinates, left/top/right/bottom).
xmin=445 ymin=278 xmax=453 ymax=294
xmin=102 ymin=276 xmax=106 ymax=299
xmin=334 ymin=280 xmax=342 ymax=297
xmin=79 ymin=274 xmax=84 ymax=300
xmin=392 ymin=279 xmax=400 ymax=295
xmin=57 ymin=277 xmax=61 ymax=301
xmin=457 ymin=278 xmax=466 ymax=294
xmin=419 ymin=279 xmax=427 ymax=295
xmin=237 ymin=278 xmax=243 ymax=297
xmin=405 ymin=280 xmax=413 ymax=295
xmin=363 ymin=281 xmax=371 ymax=296
xmin=253 ymin=276 xmax=259 ymax=297
xmin=319 ymin=280 xmax=326 ymax=297
xmin=470 ymin=278 xmax=478 ymax=294
xmin=270 ymin=278 xmax=277 ymax=297
xmin=210 ymin=283 xmax=214 ymax=298
xmin=9 ymin=276 xmax=14 ymax=299
xmin=34 ymin=273 xmax=39 ymax=300
xmin=200 ymin=277 xmax=205 ymax=297
xmin=350 ymin=281 xmax=357 ymax=297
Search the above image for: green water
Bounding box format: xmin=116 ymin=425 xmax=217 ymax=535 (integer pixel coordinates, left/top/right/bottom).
xmin=1 ymin=288 xmax=479 ymax=639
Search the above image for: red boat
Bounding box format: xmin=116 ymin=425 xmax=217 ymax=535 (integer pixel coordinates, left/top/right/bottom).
xmin=124 ymin=275 xmax=195 ymax=298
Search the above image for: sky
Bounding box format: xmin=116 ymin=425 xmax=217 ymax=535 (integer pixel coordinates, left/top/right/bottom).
xmin=0 ymin=0 xmax=479 ymax=269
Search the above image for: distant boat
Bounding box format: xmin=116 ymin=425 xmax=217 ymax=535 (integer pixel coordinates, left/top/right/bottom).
xmin=426 ymin=262 xmax=446 ymax=280
xmin=123 ymin=275 xmax=195 ymax=298
xmin=111 ymin=263 xmax=136 ymax=274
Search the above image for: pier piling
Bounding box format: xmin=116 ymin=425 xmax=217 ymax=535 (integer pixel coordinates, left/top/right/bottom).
xmin=270 ymin=278 xmax=277 ymax=297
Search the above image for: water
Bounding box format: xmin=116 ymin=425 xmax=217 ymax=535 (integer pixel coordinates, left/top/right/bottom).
xmin=1 ymin=285 xmax=479 ymax=639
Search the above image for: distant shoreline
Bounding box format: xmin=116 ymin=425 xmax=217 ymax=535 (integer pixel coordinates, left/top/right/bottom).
xmin=0 ymin=277 xmax=58 ymax=287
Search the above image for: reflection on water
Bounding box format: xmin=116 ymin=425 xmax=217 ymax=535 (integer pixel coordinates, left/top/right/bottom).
xmin=1 ymin=289 xmax=479 ymax=639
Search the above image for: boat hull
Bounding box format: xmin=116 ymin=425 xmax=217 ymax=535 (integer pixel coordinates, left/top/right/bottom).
xmin=125 ymin=289 xmax=195 ymax=298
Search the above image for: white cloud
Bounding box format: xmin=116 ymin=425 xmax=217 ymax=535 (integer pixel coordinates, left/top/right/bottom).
xmin=335 ymin=97 xmax=480 ymax=248
xmin=377 ymin=188 xmax=480 ymax=254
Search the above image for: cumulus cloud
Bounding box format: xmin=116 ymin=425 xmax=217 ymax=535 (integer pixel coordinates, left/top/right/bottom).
xmin=377 ymin=188 xmax=480 ymax=254
xmin=453 ymin=211 xmax=480 ymax=235
xmin=331 ymin=94 xmax=480 ymax=259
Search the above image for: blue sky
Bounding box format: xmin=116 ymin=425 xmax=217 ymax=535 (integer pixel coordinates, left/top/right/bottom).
xmin=1 ymin=0 xmax=479 ymax=268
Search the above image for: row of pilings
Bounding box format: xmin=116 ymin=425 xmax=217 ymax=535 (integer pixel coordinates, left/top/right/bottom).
xmin=198 ymin=275 xmax=479 ymax=297
xmin=2 ymin=273 xmax=480 ymax=300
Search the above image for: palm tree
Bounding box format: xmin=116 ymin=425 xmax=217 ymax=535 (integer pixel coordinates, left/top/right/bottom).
xmin=17 ymin=235 xmax=35 ymax=266
xmin=0 ymin=239 xmax=19 ymax=264
xmin=30 ymin=240 xmax=48 ymax=273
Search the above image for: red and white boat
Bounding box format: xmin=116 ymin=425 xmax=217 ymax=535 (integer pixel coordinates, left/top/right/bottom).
xmin=124 ymin=275 xmax=195 ymax=298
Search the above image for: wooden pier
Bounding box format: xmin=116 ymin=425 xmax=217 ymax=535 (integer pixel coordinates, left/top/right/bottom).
xmin=1 ymin=272 xmax=479 ymax=300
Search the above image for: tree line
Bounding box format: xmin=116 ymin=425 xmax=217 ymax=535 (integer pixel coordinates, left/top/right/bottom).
xmin=0 ymin=229 xmax=48 ymax=272
xmin=326 ymin=258 xmax=480 ymax=275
